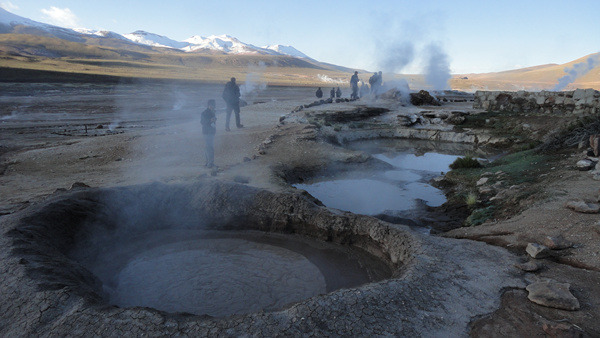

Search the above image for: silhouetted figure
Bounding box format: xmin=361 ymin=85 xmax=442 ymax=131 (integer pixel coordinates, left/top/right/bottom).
xmin=336 ymin=87 xmax=342 ymax=98
xmin=201 ymin=99 xmax=217 ymax=168
xmin=359 ymin=82 xmax=369 ymax=98
xmin=350 ymin=71 xmax=359 ymax=99
xmin=222 ymin=77 xmax=243 ymax=131
xmin=369 ymin=71 xmax=383 ymax=95
xmin=330 ymin=87 xmax=335 ymax=99
xmin=368 ymin=72 xmax=378 ymax=94
xmin=316 ymin=87 xmax=323 ymax=98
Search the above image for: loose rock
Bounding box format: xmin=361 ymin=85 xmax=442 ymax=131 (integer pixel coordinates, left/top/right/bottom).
xmin=514 ymin=261 xmax=542 ymax=272
xmin=565 ymin=200 xmax=600 ymax=213
xmin=542 ymin=322 xmax=585 ymax=337
xmin=542 ymin=236 xmax=573 ymax=250
xmin=476 ymin=177 xmax=489 ymax=186
xmin=526 ymin=280 xmax=580 ymax=311
xmin=576 ymin=159 xmax=594 ymax=171
xmin=526 ymin=243 xmax=551 ymax=259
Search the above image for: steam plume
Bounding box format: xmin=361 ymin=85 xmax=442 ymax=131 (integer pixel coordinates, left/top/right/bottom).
xmin=240 ymin=62 xmax=267 ymax=102
xmin=317 ymin=74 xmax=345 ymax=84
xmin=554 ymin=54 xmax=600 ymax=91
xmin=424 ymin=43 xmax=451 ymax=91
xmin=378 ymin=41 xmax=415 ymax=74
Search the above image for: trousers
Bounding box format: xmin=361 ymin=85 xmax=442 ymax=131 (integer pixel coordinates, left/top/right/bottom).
xmin=203 ymin=133 xmax=215 ymax=166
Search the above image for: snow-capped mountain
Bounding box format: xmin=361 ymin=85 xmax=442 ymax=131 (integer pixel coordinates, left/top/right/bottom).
xmin=0 ymin=7 xmax=312 ymax=59
xmin=123 ymin=30 xmax=188 ymax=49
xmin=182 ymin=34 xmax=278 ymax=55
xmin=122 ymin=32 xmax=312 ymax=58
xmin=0 ymin=6 xmax=47 ymax=29
xmin=262 ymin=44 xmax=311 ymax=59
xmin=73 ymin=28 xmax=127 ymax=40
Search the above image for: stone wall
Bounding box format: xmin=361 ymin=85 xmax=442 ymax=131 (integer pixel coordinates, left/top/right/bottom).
xmin=474 ymin=89 xmax=600 ymax=115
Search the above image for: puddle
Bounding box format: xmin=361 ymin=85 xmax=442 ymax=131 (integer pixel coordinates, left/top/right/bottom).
xmin=294 ymin=139 xmax=487 ymax=230
xmin=82 ymin=230 xmax=390 ymax=317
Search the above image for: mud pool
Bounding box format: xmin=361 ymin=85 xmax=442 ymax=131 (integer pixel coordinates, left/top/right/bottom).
xmin=294 ymin=139 xmax=485 ymax=229
xmin=75 ymin=229 xmax=391 ymax=317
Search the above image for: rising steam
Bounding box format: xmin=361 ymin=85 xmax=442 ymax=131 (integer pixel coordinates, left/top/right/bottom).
xmin=424 ymin=43 xmax=451 ymax=91
xmin=554 ymin=54 xmax=600 ymax=91
xmin=317 ymin=74 xmax=346 ymax=84
xmin=378 ymin=41 xmax=415 ymax=74
xmin=240 ymin=62 xmax=268 ymax=103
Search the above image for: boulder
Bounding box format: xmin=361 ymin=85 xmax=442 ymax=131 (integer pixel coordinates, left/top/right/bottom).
xmin=410 ymin=90 xmax=441 ymax=106
xmin=526 ymin=243 xmax=551 ymax=259
xmin=526 ymin=280 xmax=580 ymax=310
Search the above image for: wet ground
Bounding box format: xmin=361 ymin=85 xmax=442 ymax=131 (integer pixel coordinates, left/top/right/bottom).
xmin=294 ymin=139 xmax=490 ymax=232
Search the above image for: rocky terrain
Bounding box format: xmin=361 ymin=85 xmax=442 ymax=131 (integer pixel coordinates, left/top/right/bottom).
xmin=1 ymin=84 xmax=599 ymax=336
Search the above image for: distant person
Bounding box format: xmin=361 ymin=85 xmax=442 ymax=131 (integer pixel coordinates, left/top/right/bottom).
xmin=368 ymin=72 xmax=378 ymax=94
xmin=316 ymin=87 xmax=323 ymax=99
xmin=359 ymin=82 xmax=369 ymax=98
xmin=201 ymin=99 xmax=217 ymax=168
xmin=330 ymin=87 xmax=335 ymax=99
xmin=336 ymin=87 xmax=342 ymax=98
xmin=222 ymin=77 xmax=243 ymax=131
xmin=350 ymin=71 xmax=359 ymax=99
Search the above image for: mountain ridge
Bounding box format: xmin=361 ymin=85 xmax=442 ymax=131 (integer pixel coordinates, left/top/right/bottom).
xmin=1 ymin=7 xmax=599 ymax=90
xmin=0 ymin=8 xmax=312 ymax=59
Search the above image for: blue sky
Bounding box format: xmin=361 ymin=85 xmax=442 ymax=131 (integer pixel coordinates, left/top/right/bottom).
xmin=2 ymin=0 xmax=599 ymax=74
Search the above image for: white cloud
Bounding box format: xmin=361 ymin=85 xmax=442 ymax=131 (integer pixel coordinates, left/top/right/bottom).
xmin=0 ymin=1 xmax=19 ymax=12
xmin=40 ymin=6 xmax=79 ymax=28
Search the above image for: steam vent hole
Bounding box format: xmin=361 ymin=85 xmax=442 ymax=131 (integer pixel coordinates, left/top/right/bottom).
xmin=11 ymin=181 xmax=403 ymax=318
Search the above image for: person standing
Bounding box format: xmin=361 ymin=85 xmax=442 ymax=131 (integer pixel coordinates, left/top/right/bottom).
xmin=201 ymin=99 xmax=217 ymax=168
xmin=222 ymin=77 xmax=243 ymax=131
xmin=330 ymin=87 xmax=335 ymax=99
xmin=368 ymin=72 xmax=377 ymax=94
xmin=350 ymin=71 xmax=359 ymax=99
xmin=335 ymin=87 xmax=342 ymax=98
xmin=316 ymin=87 xmax=323 ymax=98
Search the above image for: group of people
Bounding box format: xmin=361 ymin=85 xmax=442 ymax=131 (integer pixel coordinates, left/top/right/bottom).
xmin=315 ymin=87 xmax=342 ymax=99
xmin=204 ymin=72 xmax=385 ymax=169
xmin=200 ymin=77 xmax=244 ymax=168
xmin=368 ymin=71 xmax=383 ymax=95
xmin=314 ymin=70 xmax=384 ymax=100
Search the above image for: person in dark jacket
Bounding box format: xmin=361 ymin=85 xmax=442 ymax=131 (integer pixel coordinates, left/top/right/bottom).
xmin=335 ymin=87 xmax=342 ymax=98
xmin=201 ymin=99 xmax=217 ymax=168
xmin=350 ymin=71 xmax=359 ymax=99
xmin=316 ymin=87 xmax=323 ymax=99
xmin=222 ymin=77 xmax=243 ymax=131
xmin=330 ymin=87 xmax=335 ymax=99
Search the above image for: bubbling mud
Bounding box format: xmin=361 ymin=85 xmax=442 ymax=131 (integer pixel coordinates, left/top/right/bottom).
xmin=12 ymin=181 xmax=395 ymax=317
xmin=84 ymin=229 xmax=389 ymax=317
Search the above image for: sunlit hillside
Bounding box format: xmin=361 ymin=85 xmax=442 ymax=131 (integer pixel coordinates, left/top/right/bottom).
xmin=451 ymin=53 xmax=600 ymax=91
xmin=1 ymin=33 xmax=598 ymax=91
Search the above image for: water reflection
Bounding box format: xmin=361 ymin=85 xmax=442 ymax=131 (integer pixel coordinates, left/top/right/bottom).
xmin=294 ymin=139 xmax=483 ymax=219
